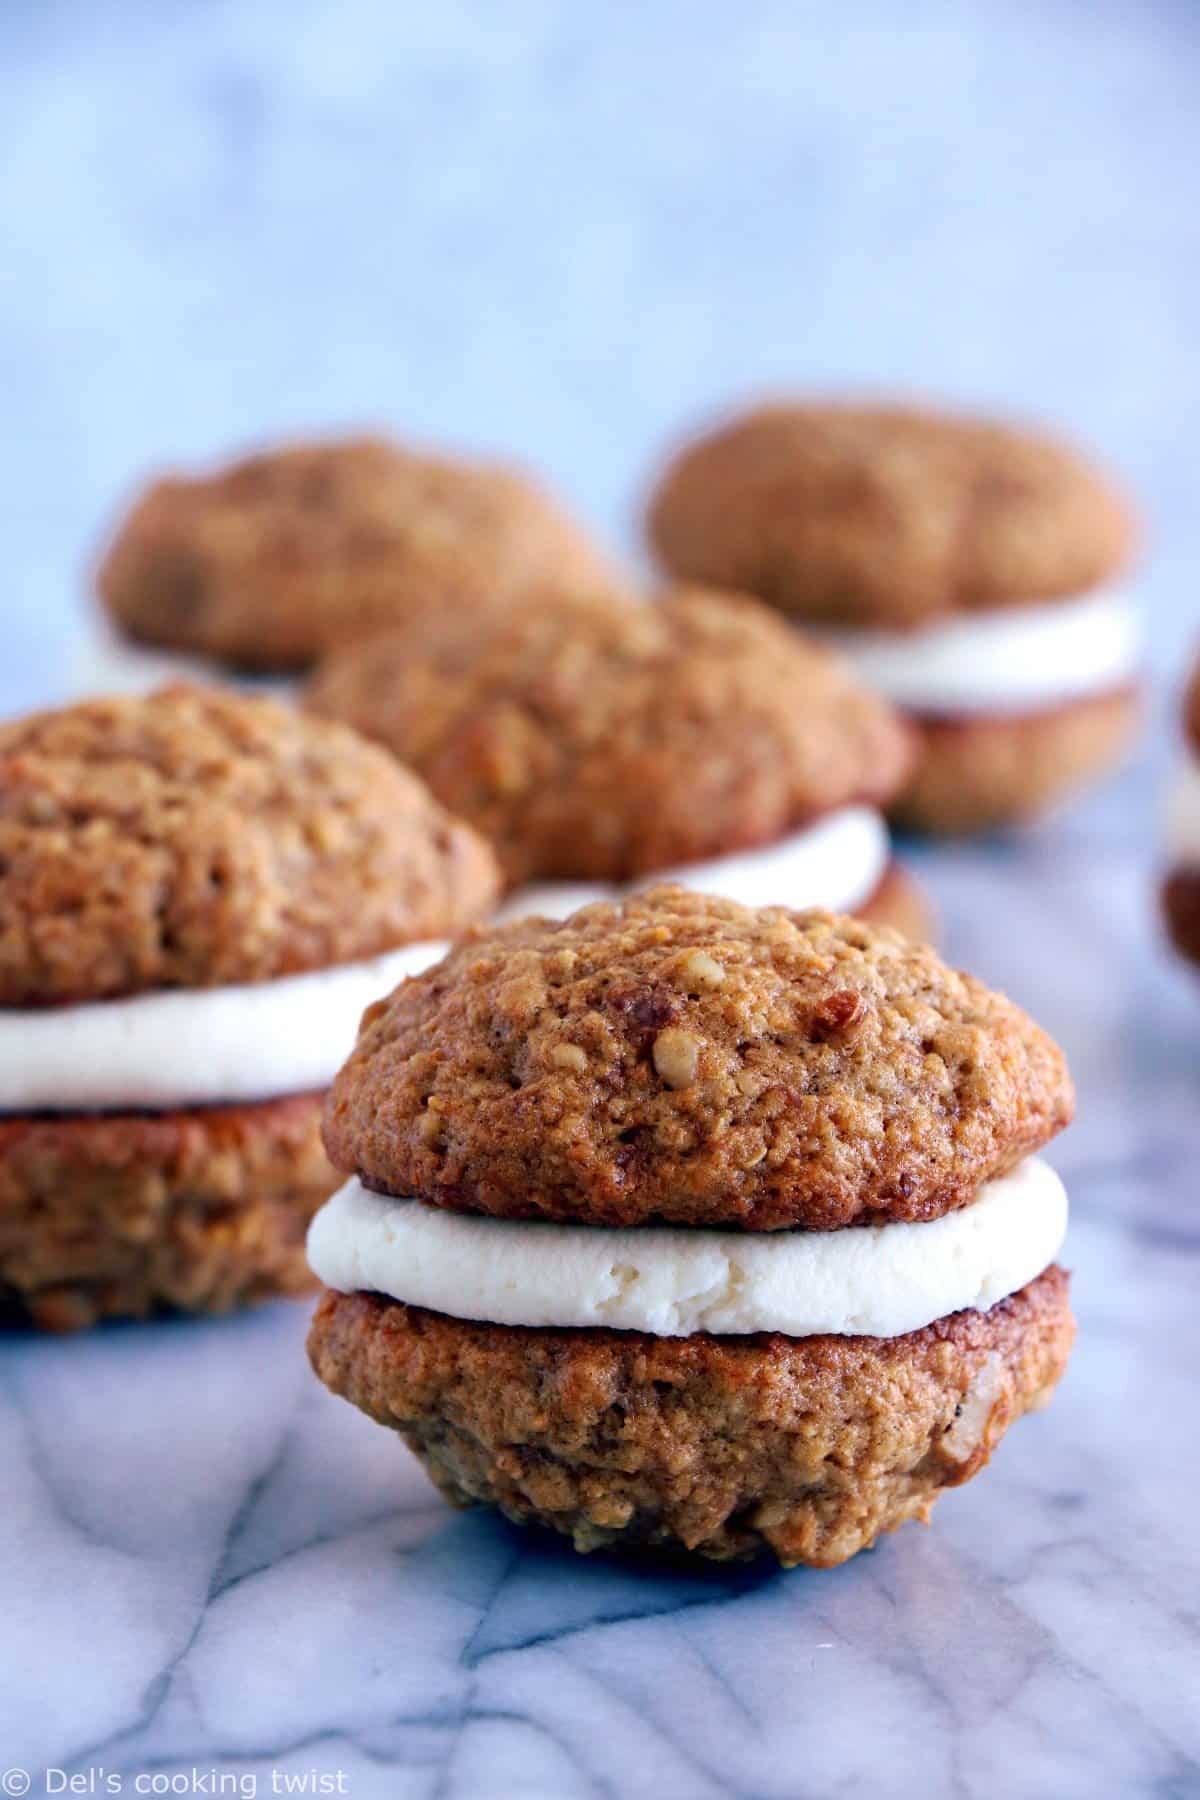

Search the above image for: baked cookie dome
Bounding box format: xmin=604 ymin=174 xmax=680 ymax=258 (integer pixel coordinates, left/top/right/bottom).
xmin=646 ymin=402 xmax=1140 ymax=835
xmin=308 ymin=886 xmax=1075 ymax=1566
xmin=97 ymin=435 xmax=618 ymax=671
xmin=0 ymin=684 xmax=499 ymax=1328
xmin=647 ymin=403 xmax=1134 ymax=628
xmin=325 ymin=886 xmax=1072 ymax=1231
xmin=0 ymin=682 xmax=498 ymax=1005
xmin=306 ymin=585 xmax=913 ymax=890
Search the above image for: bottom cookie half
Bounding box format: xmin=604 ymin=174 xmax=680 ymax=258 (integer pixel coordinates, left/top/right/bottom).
xmin=890 ymin=685 xmax=1139 ymax=835
xmin=308 ymin=1265 xmax=1073 ymax=1568
xmin=0 ymin=1092 xmax=335 ymax=1330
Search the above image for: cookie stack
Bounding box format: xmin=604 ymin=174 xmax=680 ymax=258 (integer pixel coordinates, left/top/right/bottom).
xmin=0 ymin=685 xmax=498 ymax=1328
xmin=647 ymin=402 xmax=1140 ymax=832
xmin=308 ymin=886 xmax=1075 ymax=1567
xmin=307 ymin=585 xmax=929 ymax=935
xmin=91 ymin=434 xmax=618 ymax=687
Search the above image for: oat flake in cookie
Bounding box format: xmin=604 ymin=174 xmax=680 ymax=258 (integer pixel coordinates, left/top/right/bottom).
xmin=307 ymin=886 xmax=1076 ymax=1568
xmin=647 ymin=401 xmax=1141 ymax=834
xmin=96 ymin=434 xmax=619 ymax=675
xmin=0 ymin=684 xmax=499 ymax=1329
xmin=306 ymin=584 xmax=930 ymax=935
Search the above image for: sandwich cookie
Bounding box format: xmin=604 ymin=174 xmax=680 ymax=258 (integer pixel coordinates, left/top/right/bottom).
xmin=647 ymin=403 xmax=1140 ymax=833
xmin=306 ymin=587 xmax=929 ymax=937
xmin=0 ymin=685 xmax=498 ymax=1329
xmin=308 ymin=886 xmax=1075 ymax=1567
xmin=93 ymin=434 xmax=618 ymax=683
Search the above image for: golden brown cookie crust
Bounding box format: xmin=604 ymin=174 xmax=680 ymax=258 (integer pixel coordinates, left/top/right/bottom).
xmin=0 ymin=1093 xmax=333 ymax=1330
xmin=647 ymin=404 xmax=1135 ymax=629
xmin=890 ymin=684 xmax=1139 ymax=835
xmin=323 ymin=886 xmax=1072 ymax=1231
xmin=0 ymin=685 xmax=499 ymax=1005
xmin=98 ymin=436 xmax=619 ymax=670
xmin=307 ymin=1266 xmax=1073 ymax=1568
xmin=306 ymin=587 xmax=914 ymax=886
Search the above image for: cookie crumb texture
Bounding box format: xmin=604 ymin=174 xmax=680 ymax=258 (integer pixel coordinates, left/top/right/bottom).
xmin=307 ymin=587 xmax=913 ymax=886
xmin=308 ymin=1266 xmax=1073 ymax=1567
xmin=0 ymin=685 xmax=498 ymax=1005
xmin=892 ymin=686 xmax=1140 ymax=834
xmin=0 ymin=1094 xmax=332 ymax=1330
xmin=98 ymin=436 xmax=617 ymax=668
xmin=647 ymin=404 xmax=1134 ymax=628
xmin=325 ymin=886 xmax=1072 ymax=1230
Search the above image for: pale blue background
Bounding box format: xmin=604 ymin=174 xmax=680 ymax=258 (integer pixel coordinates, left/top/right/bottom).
xmin=1 ymin=0 xmax=1196 ymax=746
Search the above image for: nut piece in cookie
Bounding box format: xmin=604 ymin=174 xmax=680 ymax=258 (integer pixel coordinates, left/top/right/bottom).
xmin=647 ymin=401 xmax=1140 ymax=833
xmin=0 ymin=684 xmax=499 ymax=1328
xmin=97 ymin=435 xmax=620 ymax=672
xmin=307 ymin=885 xmax=1075 ymax=1566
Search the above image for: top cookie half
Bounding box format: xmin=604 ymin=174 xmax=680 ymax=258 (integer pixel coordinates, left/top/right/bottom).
xmin=97 ymin=436 xmax=618 ymax=670
xmin=324 ymin=885 xmax=1073 ymax=1231
xmin=305 ymin=587 xmax=913 ymax=887
xmin=647 ymin=403 xmax=1135 ymax=629
xmin=0 ymin=685 xmax=499 ymax=1006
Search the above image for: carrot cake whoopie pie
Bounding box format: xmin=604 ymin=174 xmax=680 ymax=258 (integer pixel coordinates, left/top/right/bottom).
xmin=647 ymin=403 xmax=1140 ymax=834
xmin=0 ymin=685 xmax=498 ymax=1330
xmin=306 ymin=586 xmax=930 ymax=937
xmin=308 ymin=886 xmax=1075 ymax=1568
xmin=92 ymin=434 xmax=617 ymax=685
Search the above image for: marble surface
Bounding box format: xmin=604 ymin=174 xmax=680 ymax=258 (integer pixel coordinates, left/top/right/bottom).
xmin=3 ymin=1 xmax=1200 ymax=1793
xmin=2 ymin=834 xmax=1199 ymax=1800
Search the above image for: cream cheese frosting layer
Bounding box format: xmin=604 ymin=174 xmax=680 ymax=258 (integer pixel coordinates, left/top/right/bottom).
xmin=493 ymin=804 xmax=889 ymax=925
xmin=1165 ymin=756 xmax=1200 ymax=866
xmin=307 ymin=1157 xmax=1067 ymax=1340
xmin=819 ymin=591 xmax=1138 ymax=716
xmin=0 ymin=941 xmax=446 ymax=1113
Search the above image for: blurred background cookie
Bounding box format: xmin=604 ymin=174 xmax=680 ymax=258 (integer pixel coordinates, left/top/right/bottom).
xmin=647 ymin=402 xmax=1141 ymax=833
xmin=91 ymin=434 xmax=620 ymax=687
xmin=0 ymin=683 xmax=497 ymax=1328
xmin=306 ymin=584 xmax=930 ymax=935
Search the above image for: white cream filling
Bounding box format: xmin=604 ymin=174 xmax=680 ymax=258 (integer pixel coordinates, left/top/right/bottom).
xmin=307 ymin=1156 xmax=1066 ymax=1340
xmin=1165 ymin=755 xmax=1200 ymax=866
xmin=0 ymin=941 xmax=446 ymax=1113
xmin=818 ymin=590 xmax=1138 ymax=716
xmin=493 ymin=804 xmax=889 ymax=925
xmin=70 ymin=620 xmax=298 ymax=700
